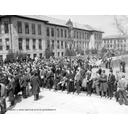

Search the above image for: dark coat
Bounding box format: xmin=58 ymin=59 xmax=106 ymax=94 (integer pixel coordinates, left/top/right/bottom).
xmin=99 ymin=74 xmax=108 ymax=92
xmin=8 ymin=80 xmax=15 ymax=102
xmin=14 ymin=75 xmax=21 ymax=95
xmin=98 ymin=68 xmax=102 ymax=75
xmin=108 ymin=74 xmax=115 ymax=85
xmin=20 ymin=75 xmax=29 ymax=88
xmin=30 ymin=75 xmax=40 ymax=95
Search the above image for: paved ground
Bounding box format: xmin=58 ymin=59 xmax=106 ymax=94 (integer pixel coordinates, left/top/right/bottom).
xmin=5 ymin=67 xmax=128 ymax=114
xmin=6 ymin=88 xmax=128 ymax=114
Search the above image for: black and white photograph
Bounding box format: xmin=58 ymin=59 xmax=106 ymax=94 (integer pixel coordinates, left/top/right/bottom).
xmin=0 ymin=0 xmax=128 ymax=118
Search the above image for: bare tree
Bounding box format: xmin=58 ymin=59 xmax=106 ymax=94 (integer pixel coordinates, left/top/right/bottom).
xmin=112 ymin=15 xmax=128 ymax=37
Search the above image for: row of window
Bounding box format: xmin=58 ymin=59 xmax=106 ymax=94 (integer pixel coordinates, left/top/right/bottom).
xmin=105 ymin=44 xmax=126 ymax=48
xmin=46 ymin=27 xmax=91 ymax=40
xmin=19 ymin=38 xmax=42 ymax=50
xmin=47 ymin=40 xmax=89 ymax=50
xmin=0 ymin=38 xmax=43 ymax=51
xmin=17 ymin=21 xmax=42 ymax=35
xmin=104 ymin=39 xmax=126 ymax=43
xmin=73 ymin=31 xmax=90 ymax=40
xmin=95 ymin=33 xmax=102 ymax=40
xmin=0 ymin=21 xmax=42 ymax=35
xmin=46 ymin=27 xmax=68 ymax=38
xmin=57 ymin=52 xmax=64 ymax=57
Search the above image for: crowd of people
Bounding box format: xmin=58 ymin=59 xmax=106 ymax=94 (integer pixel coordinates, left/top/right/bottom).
xmin=0 ymin=56 xmax=128 ymax=114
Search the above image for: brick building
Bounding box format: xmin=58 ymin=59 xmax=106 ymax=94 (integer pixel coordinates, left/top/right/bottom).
xmin=102 ymin=35 xmax=128 ymax=52
xmin=0 ymin=15 xmax=103 ymax=60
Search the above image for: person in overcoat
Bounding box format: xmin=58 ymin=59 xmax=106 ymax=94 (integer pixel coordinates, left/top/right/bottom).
xmin=66 ymin=69 xmax=75 ymax=94
xmin=86 ymin=69 xmax=92 ymax=96
xmin=99 ymin=70 xmax=108 ymax=97
xmin=20 ymin=73 xmax=29 ymax=99
xmin=107 ymin=69 xmax=116 ymax=99
xmin=93 ymin=71 xmax=100 ymax=95
xmin=30 ymin=72 xmax=40 ymax=101
xmin=74 ymin=70 xmax=81 ymax=95
xmin=0 ymin=83 xmax=7 ymax=114
xmin=13 ymin=73 xmax=21 ymax=99
xmin=7 ymin=76 xmax=15 ymax=106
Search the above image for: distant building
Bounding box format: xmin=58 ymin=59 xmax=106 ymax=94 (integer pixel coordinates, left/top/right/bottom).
xmin=0 ymin=15 xmax=103 ymax=60
xmin=102 ymin=35 xmax=128 ymax=52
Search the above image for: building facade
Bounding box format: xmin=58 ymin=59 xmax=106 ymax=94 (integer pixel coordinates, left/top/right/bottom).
xmin=102 ymin=35 xmax=128 ymax=52
xmin=0 ymin=15 xmax=103 ymax=60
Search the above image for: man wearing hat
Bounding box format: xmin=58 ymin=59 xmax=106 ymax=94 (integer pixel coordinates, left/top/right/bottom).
xmin=30 ymin=71 xmax=40 ymax=101
xmin=108 ymin=69 xmax=116 ymax=99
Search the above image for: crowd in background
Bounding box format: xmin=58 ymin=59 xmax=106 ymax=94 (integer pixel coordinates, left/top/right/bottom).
xmin=0 ymin=56 xmax=128 ymax=114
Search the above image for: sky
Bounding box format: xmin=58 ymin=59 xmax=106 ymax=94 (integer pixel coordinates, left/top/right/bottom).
xmin=48 ymin=15 xmax=119 ymax=37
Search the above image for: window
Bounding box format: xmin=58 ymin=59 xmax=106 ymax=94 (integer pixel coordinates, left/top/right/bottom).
xmin=57 ymin=29 xmax=59 ymax=37
xmin=0 ymin=39 xmax=3 ymax=50
xmin=0 ymin=55 xmax=3 ymax=61
xmin=52 ymin=40 xmax=54 ymax=49
xmin=18 ymin=38 xmax=22 ymax=50
xmin=26 ymin=39 xmax=30 ymax=50
xmin=32 ymin=24 xmax=36 ymax=34
xmin=25 ymin=23 xmax=29 ymax=34
xmin=47 ymin=40 xmax=50 ymax=49
xmin=57 ymin=41 xmax=60 ymax=49
xmin=51 ymin=28 xmax=54 ymax=37
xmin=77 ymin=32 xmax=79 ymax=39
xmin=61 ymin=41 xmax=63 ymax=49
xmin=82 ymin=33 xmax=84 ymax=39
xmin=74 ymin=42 xmax=76 ymax=48
xmin=79 ymin=32 xmax=81 ymax=39
xmin=61 ymin=29 xmax=63 ymax=37
xmin=33 ymin=39 xmax=36 ymax=50
xmin=62 ymin=52 xmax=64 ymax=56
xmin=46 ymin=27 xmax=50 ymax=36
xmin=0 ymin=23 xmax=1 ymax=34
xmin=17 ymin=21 xmax=22 ymax=33
xmin=40 ymin=53 xmax=42 ymax=58
xmin=39 ymin=39 xmax=42 ymax=50
xmin=4 ymin=21 xmax=9 ymax=33
xmin=38 ymin=24 xmax=41 ymax=35
xmin=65 ymin=42 xmax=67 ymax=49
xmin=74 ymin=31 xmax=76 ymax=38
xmin=85 ymin=33 xmax=86 ymax=39
xmin=33 ymin=54 xmax=36 ymax=59
xmin=124 ymin=39 xmax=126 ymax=42
xmin=58 ymin=52 xmax=60 ymax=57
xmin=87 ymin=33 xmax=90 ymax=39
xmin=5 ymin=38 xmax=9 ymax=50
xmin=65 ymin=30 xmax=67 ymax=38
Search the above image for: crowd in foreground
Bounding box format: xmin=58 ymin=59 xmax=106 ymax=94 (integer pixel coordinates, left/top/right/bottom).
xmin=0 ymin=56 xmax=128 ymax=114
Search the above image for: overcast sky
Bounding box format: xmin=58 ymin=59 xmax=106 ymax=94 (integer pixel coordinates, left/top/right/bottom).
xmin=48 ymin=15 xmax=119 ymax=37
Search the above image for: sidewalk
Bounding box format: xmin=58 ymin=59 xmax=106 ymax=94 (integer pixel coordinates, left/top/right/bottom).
xmin=6 ymin=89 xmax=128 ymax=114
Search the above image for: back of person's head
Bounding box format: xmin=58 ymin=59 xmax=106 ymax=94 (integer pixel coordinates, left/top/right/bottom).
xmin=103 ymin=70 xmax=105 ymax=73
xmin=109 ymin=69 xmax=113 ymax=73
xmin=122 ymin=75 xmax=125 ymax=78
